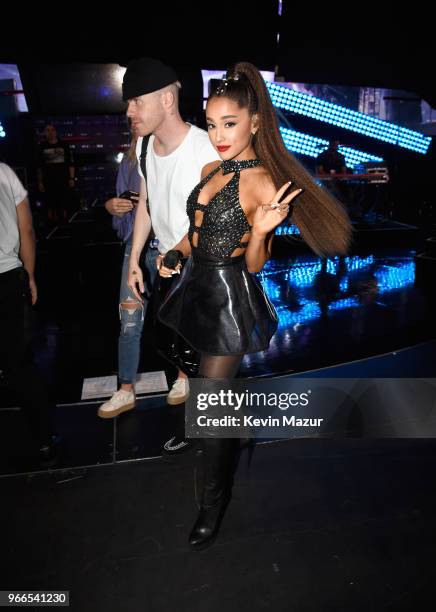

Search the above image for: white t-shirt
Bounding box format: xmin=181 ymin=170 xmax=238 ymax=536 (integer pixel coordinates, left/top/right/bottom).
xmin=0 ymin=163 xmax=28 ymax=274
xmin=136 ymin=123 xmax=219 ymax=254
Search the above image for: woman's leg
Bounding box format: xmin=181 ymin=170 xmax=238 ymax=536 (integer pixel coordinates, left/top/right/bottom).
xmin=199 ymin=354 xmax=242 ymax=379
xmin=189 ymin=353 xmax=242 ymax=550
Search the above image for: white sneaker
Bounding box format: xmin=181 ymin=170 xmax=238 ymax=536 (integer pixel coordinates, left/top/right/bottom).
xmin=167 ymin=378 xmax=190 ymax=405
xmin=97 ymin=389 xmax=135 ymax=419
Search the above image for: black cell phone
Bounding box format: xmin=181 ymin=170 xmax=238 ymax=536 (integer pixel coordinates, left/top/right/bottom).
xmin=119 ymin=190 xmax=139 ymax=203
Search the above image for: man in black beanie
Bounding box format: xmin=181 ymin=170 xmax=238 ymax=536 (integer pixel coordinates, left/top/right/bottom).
xmin=98 ymin=58 xmax=219 ymax=456
xmin=121 ymin=57 xmax=179 ymax=101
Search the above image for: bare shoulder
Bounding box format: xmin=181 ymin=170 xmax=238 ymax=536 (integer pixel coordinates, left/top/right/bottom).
xmin=201 ymin=160 xmax=221 ymax=179
xmin=242 ymin=166 xmax=276 ymax=207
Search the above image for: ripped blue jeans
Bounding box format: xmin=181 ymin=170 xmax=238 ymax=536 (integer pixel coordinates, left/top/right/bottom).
xmin=118 ymin=239 xmax=159 ymax=385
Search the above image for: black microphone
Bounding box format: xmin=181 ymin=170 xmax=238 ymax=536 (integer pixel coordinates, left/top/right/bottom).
xmin=162 ymin=249 xmax=183 ymax=270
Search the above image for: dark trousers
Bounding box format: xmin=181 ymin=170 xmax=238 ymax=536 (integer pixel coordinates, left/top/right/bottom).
xmin=0 ymin=267 xmax=52 ymax=446
xmin=43 ymin=183 xmax=73 ymax=223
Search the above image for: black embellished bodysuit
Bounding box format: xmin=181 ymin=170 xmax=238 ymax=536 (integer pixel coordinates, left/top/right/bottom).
xmin=187 ymin=158 xmax=259 ymax=258
xmin=158 ymin=159 xmax=278 ymax=356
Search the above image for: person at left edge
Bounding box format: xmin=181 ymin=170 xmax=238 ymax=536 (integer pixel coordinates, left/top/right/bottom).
xmin=0 ymin=163 xmax=58 ymax=467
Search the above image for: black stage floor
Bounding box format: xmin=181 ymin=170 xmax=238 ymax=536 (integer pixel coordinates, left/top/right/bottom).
xmin=2 ymin=340 xmax=436 ymax=476
xmin=2 ymin=438 xmax=436 ymax=611
xmin=2 ymin=211 xmax=436 ymax=609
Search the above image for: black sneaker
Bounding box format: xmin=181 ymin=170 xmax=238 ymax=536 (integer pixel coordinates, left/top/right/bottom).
xmin=162 ymin=434 xmax=197 ymax=456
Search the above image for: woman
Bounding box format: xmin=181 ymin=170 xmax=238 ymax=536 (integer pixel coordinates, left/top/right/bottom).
xmin=158 ymin=62 xmax=352 ymax=550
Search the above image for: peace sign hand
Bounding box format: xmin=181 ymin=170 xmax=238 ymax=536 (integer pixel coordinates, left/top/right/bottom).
xmin=252 ymin=182 xmax=303 ymax=236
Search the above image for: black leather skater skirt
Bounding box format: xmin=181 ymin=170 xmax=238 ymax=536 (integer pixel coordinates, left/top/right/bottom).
xmin=158 ymin=249 xmax=278 ymax=356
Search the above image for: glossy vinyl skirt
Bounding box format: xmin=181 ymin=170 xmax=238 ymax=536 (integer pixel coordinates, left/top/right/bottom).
xmin=158 ymin=248 xmax=278 ymax=356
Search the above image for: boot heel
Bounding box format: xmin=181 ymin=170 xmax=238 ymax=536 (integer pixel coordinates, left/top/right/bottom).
xmin=188 ymin=437 xmax=239 ymax=551
xmin=188 ymin=493 xmax=231 ymax=551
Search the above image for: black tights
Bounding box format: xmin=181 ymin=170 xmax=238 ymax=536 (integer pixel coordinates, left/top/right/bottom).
xmin=198 ymin=354 xmax=242 ymax=379
xmin=196 ymin=353 xmax=242 ymax=508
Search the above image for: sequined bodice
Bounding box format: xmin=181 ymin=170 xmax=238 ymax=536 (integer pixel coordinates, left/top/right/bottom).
xmin=187 ymin=158 xmax=262 ymax=259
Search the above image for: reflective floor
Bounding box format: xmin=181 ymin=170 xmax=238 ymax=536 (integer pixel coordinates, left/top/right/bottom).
xmin=18 ymin=246 xmax=435 ymax=405
xmin=1 ymin=235 xmax=434 ymax=408
xmin=242 ymin=247 xmax=434 ymax=377
xmin=1 ymin=210 xmax=436 ymax=474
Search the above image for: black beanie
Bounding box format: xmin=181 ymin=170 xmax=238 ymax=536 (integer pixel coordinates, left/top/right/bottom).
xmin=122 ymin=57 xmax=179 ymax=101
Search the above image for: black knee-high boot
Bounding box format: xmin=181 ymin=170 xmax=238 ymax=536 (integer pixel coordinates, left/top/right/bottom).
xmin=189 ymin=437 xmax=240 ymax=550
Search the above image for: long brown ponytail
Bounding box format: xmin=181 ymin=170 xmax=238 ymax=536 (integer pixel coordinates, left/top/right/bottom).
xmin=209 ymin=62 xmax=352 ymax=257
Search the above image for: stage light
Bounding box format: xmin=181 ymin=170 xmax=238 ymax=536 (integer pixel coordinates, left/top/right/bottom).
xmin=256 ymin=254 xmax=415 ymax=329
xmin=268 ymin=82 xmax=431 ymax=154
xmin=345 ymin=255 xmax=375 ymax=271
xmin=375 ymin=260 xmax=415 ymax=292
xmin=328 ymin=297 xmax=360 ymax=311
xmin=114 ymin=65 xmax=126 ymax=87
xmin=279 ymin=127 xmax=384 ymax=166
xmin=275 ymin=300 xmax=322 ymax=328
